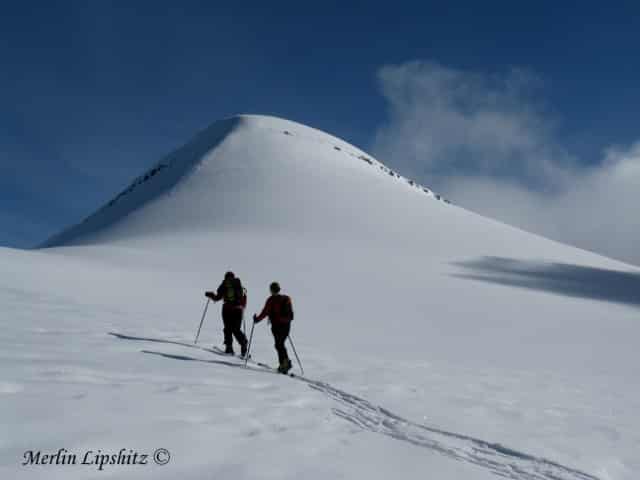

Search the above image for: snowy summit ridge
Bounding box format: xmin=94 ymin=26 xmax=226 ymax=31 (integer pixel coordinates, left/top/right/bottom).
xmin=43 ymin=114 xmax=445 ymax=247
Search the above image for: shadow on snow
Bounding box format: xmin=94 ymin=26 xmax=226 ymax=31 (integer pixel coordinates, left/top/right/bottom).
xmin=110 ymin=332 xmax=600 ymax=480
xmin=452 ymin=256 xmax=640 ymax=308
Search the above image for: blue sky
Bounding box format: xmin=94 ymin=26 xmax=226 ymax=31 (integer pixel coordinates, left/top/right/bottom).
xmin=2 ymin=2 xmax=639 ymax=262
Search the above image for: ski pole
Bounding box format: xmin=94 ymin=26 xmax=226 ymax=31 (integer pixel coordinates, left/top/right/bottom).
xmin=288 ymin=334 xmax=304 ymax=375
xmin=194 ymin=298 xmax=210 ymax=344
xmin=244 ymin=320 xmax=256 ymax=367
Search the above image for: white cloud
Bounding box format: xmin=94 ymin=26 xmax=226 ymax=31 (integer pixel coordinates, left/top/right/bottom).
xmin=373 ymin=61 xmax=640 ymax=266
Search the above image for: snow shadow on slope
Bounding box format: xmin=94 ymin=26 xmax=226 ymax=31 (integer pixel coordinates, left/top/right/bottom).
xmin=453 ymin=256 xmax=640 ymax=308
xmin=111 ymin=332 xmax=599 ymax=480
xmin=108 ymin=332 xmax=284 ymax=376
xmin=141 ymin=350 xmax=285 ymax=376
xmin=109 ymin=332 xmax=207 ymax=350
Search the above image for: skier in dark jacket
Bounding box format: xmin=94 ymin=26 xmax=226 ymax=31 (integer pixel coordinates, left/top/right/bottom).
xmin=205 ymin=271 xmax=248 ymax=357
xmin=253 ymin=281 xmax=294 ymax=373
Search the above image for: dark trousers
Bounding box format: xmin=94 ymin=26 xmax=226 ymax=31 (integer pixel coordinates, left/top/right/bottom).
xmin=271 ymin=322 xmax=291 ymax=364
xmin=222 ymin=305 xmax=247 ymax=348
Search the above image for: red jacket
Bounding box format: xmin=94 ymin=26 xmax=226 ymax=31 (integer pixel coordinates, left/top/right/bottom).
xmin=255 ymin=294 xmax=293 ymax=325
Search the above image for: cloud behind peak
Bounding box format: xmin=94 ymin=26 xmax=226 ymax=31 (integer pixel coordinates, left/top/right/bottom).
xmin=373 ymin=61 xmax=640 ymax=266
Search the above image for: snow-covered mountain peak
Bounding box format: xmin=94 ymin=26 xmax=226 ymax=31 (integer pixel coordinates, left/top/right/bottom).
xmin=43 ymin=114 xmax=444 ymax=247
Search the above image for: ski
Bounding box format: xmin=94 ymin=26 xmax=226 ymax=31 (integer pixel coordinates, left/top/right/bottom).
xmin=251 ymin=360 xmax=296 ymax=377
xmin=210 ymin=346 xmax=295 ymax=377
xmin=254 ymin=360 xmax=295 ymax=377
xmin=211 ymin=346 xmax=251 ymax=361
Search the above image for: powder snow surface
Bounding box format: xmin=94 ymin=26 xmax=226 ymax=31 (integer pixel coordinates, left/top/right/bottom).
xmin=2 ymin=115 xmax=638 ymax=480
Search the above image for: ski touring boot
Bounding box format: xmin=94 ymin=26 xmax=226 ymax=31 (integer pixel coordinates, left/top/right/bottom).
xmin=277 ymin=359 xmax=293 ymax=374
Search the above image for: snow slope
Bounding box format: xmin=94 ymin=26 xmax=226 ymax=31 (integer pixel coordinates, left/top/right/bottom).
xmin=2 ymin=115 xmax=639 ymax=480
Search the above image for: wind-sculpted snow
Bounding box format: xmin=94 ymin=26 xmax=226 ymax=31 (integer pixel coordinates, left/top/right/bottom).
xmin=112 ymin=332 xmax=599 ymax=480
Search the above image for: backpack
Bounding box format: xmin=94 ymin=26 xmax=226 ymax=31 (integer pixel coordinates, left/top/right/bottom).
xmin=279 ymin=295 xmax=294 ymax=321
xmin=224 ymin=278 xmax=247 ymax=307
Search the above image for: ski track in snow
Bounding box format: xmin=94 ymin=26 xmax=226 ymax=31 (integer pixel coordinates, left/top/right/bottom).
xmin=111 ymin=332 xmax=599 ymax=480
xmin=306 ymin=381 xmax=597 ymax=480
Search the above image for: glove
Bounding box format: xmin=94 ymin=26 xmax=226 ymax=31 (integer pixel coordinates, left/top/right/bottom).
xmin=253 ymin=314 xmax=258 ymax=323
xmin=205 ymin=291 xmax=214 ymax=300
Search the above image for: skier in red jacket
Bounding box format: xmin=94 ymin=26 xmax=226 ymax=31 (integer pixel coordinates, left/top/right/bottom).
xmin=253 ymin=282 xmax=294 ymax=373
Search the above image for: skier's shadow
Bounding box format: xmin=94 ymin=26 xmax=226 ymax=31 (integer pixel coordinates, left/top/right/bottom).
xmin=142 ymin=349 xmax=237 ymax=367
xmin=453 ymin=256 xmax=640 ymax=308
xmin=108 ymin=332 xmax=278 ymax=376
xmin=109 ymin=332 xmax=209 ymax=351
xmin=140 ymin=350 xmax=276 ymax=375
